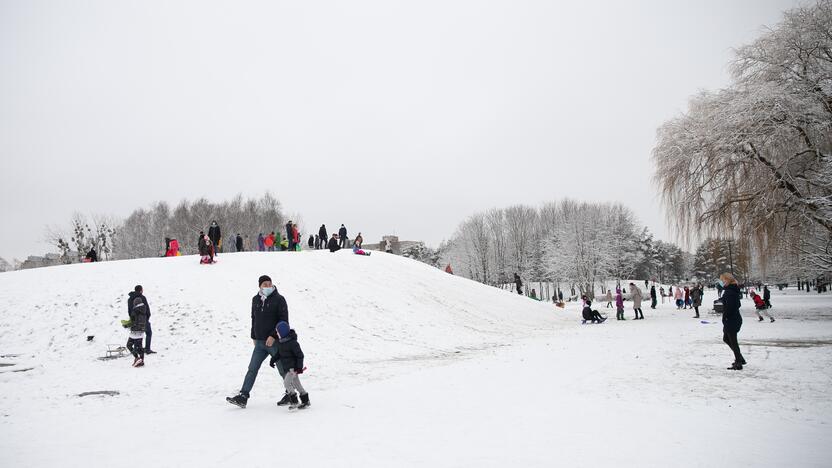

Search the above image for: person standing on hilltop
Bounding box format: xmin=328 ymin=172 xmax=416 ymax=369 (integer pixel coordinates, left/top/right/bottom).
xmin=208 ymin=221 xmax=221 ymax=255
xmin=285 ymin=220 xmax=295 ymax=251
xmin=318 ymin=224 xmax=328 ymax=250
xmin=339 ymin=224 xmax=348 ymax=248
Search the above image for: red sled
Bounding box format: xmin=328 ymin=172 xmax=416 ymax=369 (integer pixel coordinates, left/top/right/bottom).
xmin=200 ymin=256 xmax=215 ymax=264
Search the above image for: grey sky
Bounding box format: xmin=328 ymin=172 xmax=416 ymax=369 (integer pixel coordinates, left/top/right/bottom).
xmin=0 ymin=0 xmax=801 ymax=261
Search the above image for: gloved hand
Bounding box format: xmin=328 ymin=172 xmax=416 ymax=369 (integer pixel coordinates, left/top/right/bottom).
xmin=269 ymin=356 xmax=277 ymax=368
xmin=294 ymin=367 xmax=304 ymax=375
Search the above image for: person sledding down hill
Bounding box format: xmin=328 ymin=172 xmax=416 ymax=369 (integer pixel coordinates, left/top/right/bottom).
xmin=199 ymin=235 xmax=216 ymax=264
xmin=352 ymin=242 xmax=371 ymax=256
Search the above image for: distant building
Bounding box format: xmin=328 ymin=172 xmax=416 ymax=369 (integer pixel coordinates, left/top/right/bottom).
xmin=19 ymin=252 xmax=76 ymax=270
xmin=362 ymin=235 xmax=422 ymax=255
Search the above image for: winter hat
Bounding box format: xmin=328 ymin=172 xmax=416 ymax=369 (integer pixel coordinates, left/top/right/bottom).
xmin=258 ymin=275 xmax=272 ymax=286
xmin=276 ymin=321 xmax=290 ymax=338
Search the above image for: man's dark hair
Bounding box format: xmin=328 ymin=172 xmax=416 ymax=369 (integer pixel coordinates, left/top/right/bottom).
xmin=134 ymin=285 xmax=143 ymax=293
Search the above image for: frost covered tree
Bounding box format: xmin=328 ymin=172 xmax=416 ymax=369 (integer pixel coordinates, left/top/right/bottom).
xmin=654 ymin=1 xmax=832 ymax=274
xmin=401 ymin=242 xmax=443 ymax=268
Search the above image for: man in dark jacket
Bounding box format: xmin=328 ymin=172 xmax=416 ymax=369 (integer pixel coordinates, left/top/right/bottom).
xmin=763 ymin=285 xmax=772 ymax=308
xmin=720 ymin=274 xmax=746 ymax=370
xmin=208 ymin=221 xmax=221 ymax=254
xmin=285 ymin=221 xmax=294 ymax=251
xmin=328 ymin=234 xmax=341 ymax=252
xmin=235 ymin=234 xmax=244 ymax=252
xmin=227 ymin=274 xmax=291 ymax=408
xmin=338 ymin=224 xmax=348 ymax=248
xmin=127 ymin=285 xmax=155 ymax=354
xmin=318 ymin=225 xmax=328 ymax=249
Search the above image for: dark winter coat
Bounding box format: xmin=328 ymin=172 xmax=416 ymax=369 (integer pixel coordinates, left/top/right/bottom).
xmin=339 ymin=226 xmax=347 ymax=239
xmin=691 ymin=288 xmax=703 ymax=307
xmin=208 ymin=224 xmax=221 ymax=245
xmin=328 ymin=237 xmax=340 ymax=252
xmin=308 ymin=235 xmax=314 ymax=247
xmin=127 ymin=291 xmax=151 ymax=319
xmin=85 ymin=249 xmax=98 ymax=262
xmin=236 ymin=235 xmax=243 ymax=251
xmin=763 ymin=287 xmax=771 ymax=302
xmin=285 ymin=223 xmax=293 ymax=245
xmin=650 ymin=286 xmax=656 ymax=300
xmin=198 ymin=235 xmax=206 ymax=253
xmin=251 ymin=291 xmax=288 ymax=340
xmin=319 ymin=225 xmax=327 ymax=240
xmin=270 ymin=329 xmax=305 ymax=372
xmin=721 ymin=284 xmax=743 ymax=333
xmin=129 ymin=295 xmax=149 ymax=332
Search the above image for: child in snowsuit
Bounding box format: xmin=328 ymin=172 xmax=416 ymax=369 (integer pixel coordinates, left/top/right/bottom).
xmin=751 ymin=290 xmax=775 ymax=322
xmin=269 ymin=321 xmax=310 ymax=409
xmin=615 ymin=287 xmax=625 ymax=320
xmin=127 ymin=294 xmax=148 ymax=367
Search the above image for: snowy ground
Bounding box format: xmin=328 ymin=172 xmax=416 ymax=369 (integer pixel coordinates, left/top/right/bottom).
xmin=1 ymin=253 xmax=831 ymax=467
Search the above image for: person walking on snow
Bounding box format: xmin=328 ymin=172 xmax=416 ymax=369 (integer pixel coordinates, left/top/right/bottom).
xmin=684 ymin=286 xmax=691 ymax=309
xmin=659 ymin=286 xmax=665 ymax=304
xmin=674 ymin=286 xmax=684 ymax=309
xmin=338 ymin=224 xmax=348 ymax=248
xmin=257 ymin=233 xmax=265 ymax=252
xmin=763 ymin=285 xmax=772 ymax=308
xmin=227 ymin=275 xmax=292 ymax=408
xmin=650 ymin=285 xmax=657 ymax=309
xmin=629 ymin=282 xmax=644 ymax=319
xmin=719 ymin=273 xmax=746 ymax=370
xmin=269 ymin=321 xmax=310 ymax=410
xmin=236 ymin=234 xmax=244 ymax=252
xmin=690 ymin=284 xmax=703 ymax=318
xmin=127 ymin=285 xmax=155 ymax=354
xmin=126 ymin=286 xmax=149 ymax=366
xmin=308 ymin=234 xmax=314 ymax=248
xmin=605 ymin=289 xmax=613 ymax=308
xmin=751 ymin=290 xmax=775 ymax=322
xmin=514 ymin=273 xmax=523 ymax=295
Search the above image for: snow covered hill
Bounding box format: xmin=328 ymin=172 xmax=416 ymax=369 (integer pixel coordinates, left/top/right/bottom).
xmin=0 ymin=250 xmax=560 ymax=387
xmin=2 ymin=253 xmax=831 ymax=467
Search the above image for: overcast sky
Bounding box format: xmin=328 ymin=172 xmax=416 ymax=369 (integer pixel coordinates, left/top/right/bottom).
xmin=0 ymin=0 xmax=802 ymax=261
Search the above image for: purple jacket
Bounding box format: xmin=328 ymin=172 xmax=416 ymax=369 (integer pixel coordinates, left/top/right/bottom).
xmin=615 ymin=289 xmax=624 ymax=308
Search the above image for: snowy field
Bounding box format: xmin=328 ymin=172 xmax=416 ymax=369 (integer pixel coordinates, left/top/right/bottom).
xmin=1 ymin=252 xmax=830 ymax=467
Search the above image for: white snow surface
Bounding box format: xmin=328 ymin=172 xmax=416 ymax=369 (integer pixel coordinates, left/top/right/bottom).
xmin=1 ymin=251 xmax=831 ymax=467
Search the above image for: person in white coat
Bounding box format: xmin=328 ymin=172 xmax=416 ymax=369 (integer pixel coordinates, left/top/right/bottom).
xmin=629 ymin=282 xmax=644 ymax=320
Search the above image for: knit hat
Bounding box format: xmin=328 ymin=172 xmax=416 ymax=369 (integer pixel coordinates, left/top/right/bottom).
xmin=276 ymin=321 xmax=290 ymax=338
xmin=258 ymin=275 xmax=272 ymax=286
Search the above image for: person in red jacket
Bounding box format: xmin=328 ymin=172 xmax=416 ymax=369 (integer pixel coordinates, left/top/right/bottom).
xmin=751 ymin=290 xmax=775 ymax=322
xmin=292 ymin=224 xmax=300 ymax=251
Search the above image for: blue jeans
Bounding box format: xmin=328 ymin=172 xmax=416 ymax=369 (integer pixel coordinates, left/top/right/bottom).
xmin=240 ymin=340 xmax=284 ymax=397
xmin=145 ymin=321 xmax=152 ymax=351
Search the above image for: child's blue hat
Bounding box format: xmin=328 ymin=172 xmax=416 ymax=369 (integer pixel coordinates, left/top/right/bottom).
xmin=276 ymin=321 xmax=290 ymax=338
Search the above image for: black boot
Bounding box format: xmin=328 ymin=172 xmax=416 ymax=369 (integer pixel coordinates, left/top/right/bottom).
xmin=276 ymin=392 xmax=296 ymax=407
xmin=296 ymin=393 xmax=310 ymax=409
xmin=728 ymin=362 xmax=743 ymax=370
xmin=226 ymin=392 xmax=248 ymax=408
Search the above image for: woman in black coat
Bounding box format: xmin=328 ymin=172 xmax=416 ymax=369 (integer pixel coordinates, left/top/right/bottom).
xmin=720 ymin=272 xmax=746 ymax=370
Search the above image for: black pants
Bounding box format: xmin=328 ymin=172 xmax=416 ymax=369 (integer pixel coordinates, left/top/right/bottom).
xmin=693 ymin=306 xmax=700 ymax=317
xmin=616 ymin=308 xmax=624 ymax=320
xmin=634 ymin=308 xmax=643 ymax=319
xmin=340 ymin=237 xmax=347 ymax=248
xmin=127 ymin=337 xmax=144 ymax=359
xmin=651 ymin=298 xmax=657 ymax=309
xmin=723 ymin=331 xmax=744 ymax=364
xmin=144 ymin=321 xmax=152 ymax=351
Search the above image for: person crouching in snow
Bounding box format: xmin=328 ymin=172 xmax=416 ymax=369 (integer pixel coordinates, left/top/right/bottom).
xmin=270 ymin=321 xmax=310 ymax=409
xmin=751 ymin=290 xmax=775 ymax=323
xmin=127 ymin=293 xmax=148 ymax=367
xmin=581 ymin=299 xmax=607 ymax=324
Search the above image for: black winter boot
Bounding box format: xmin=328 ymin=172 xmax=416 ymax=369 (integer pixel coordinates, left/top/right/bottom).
xmin=276 ymin=392 xmax=296 ymax=407
xmin=296 ymin=393 xmax=310 ymax=409
xmin=226 ymin=392 xmax=248 ymax=408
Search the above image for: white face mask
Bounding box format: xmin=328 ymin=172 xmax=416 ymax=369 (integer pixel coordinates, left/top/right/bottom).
xmin=260 ymin=286 xmax=275 ymax=297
